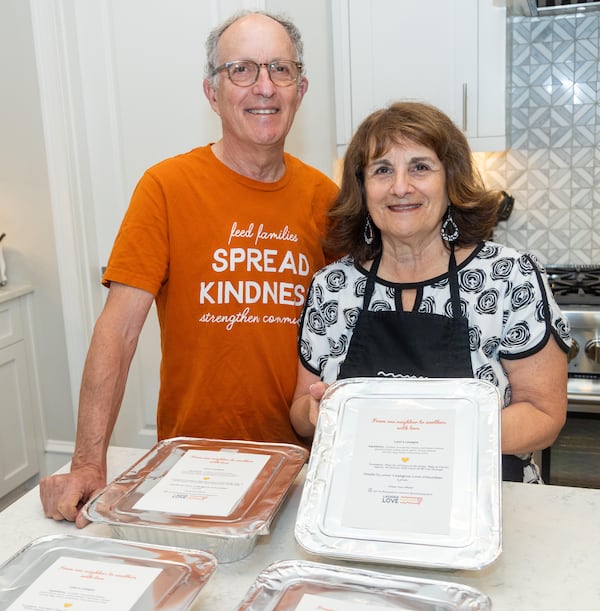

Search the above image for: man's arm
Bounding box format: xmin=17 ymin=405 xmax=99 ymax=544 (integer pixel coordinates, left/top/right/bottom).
xmin=39 ymin=283 xmax=154 ymax=527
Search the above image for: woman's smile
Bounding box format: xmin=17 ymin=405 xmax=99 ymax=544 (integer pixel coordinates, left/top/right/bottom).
xmin=364 ymin=140 xmax=448 ymax=244
xmin=386 ymin=201 xmax=422 ymax=211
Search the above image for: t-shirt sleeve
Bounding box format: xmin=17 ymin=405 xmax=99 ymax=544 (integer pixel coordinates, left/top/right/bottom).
xmin=311 ymin=176 xmax=339 ymax=263
xmin=102 ymin=171 xmax=169 ymax=296
xmin=298 ymin=274 xmax=331 ymax=377
xmin=499 ymin=253 xmax=571 ymax=359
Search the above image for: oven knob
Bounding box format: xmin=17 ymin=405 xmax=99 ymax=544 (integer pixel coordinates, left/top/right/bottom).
xmin=567 ymin=338 xmax=579 ymax=363
xmin=584 ymin=339 xmax=600 ymax=363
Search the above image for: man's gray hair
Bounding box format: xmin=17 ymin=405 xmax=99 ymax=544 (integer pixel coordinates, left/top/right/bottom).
xmin=204 ymin=10 xmax=304 ymax=87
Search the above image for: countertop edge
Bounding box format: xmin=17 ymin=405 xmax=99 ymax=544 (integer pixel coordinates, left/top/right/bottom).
xmin=0 ymin=283 xmax=34 ymax=303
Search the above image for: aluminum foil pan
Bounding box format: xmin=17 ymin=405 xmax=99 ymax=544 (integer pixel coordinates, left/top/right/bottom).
xmin=84 ymin=437 xmax=308 ymax=563
xmin=235 ymin=559 xmax=491 ymax=609
xmin=295 ymin=378 xmax=502 ymax=570
xmin=0 ymin=534 xmax=216 ymax=610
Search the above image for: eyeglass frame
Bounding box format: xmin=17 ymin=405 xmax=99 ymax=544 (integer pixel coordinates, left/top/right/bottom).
xmin=211 ymin=60 xmax=304 ymax=87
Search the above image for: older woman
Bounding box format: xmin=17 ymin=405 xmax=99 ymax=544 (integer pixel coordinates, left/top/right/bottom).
xmin=291 ymin=101 xmax=570 ymax=483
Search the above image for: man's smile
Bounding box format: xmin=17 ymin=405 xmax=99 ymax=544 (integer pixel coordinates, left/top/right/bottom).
xmin=247 ymin=108 xmax=278 ymax=115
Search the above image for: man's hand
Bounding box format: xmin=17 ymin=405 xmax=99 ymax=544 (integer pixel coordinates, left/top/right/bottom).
xmin=39 ymin=467 xmax=107 ymax=528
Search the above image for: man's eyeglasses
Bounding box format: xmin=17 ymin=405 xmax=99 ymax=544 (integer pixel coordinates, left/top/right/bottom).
xmin=212 ymin=60 xmax=303 ymax=87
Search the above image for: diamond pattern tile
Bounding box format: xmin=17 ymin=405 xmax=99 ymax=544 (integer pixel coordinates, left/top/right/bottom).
xmin=574 ymin=60 xmax=598 ymax=83
xmin=572 ymin=189 xmax=593 ymax=208
xmin=551 ymin=84 xmax=575 ymax=107
xmin=552 ymin=17 xmax=577 ymax=41
xmin=513 ymin=43 xmax=534 ymax=66
xmin=571 ymin=147 xmax=595 ymax=167
xmin=531 ymin=42 xmax=554 ymax=64
xmin=548 ymin=189 xmax=571 ymax=207
xmin=576 ymin=16 xmax=599 ymax=38
xmin=571 ymin=167 xmax=595 ymax=189
xmin=548 ymin=148 xmax=573 ymax=168
xmin=526 ymin=149 xmax=549 ymax=169
xmin=575 ymin=39 xmax=598 ymax=62
xmin=573 ymin=83 xmax=596 ymax=105
xmin=481 ymin=13 xmax=600 ymax=265
xmin=547 ymin=169 xmax=571 ymax=190
xmin=530 ymin=20 xmax=552 ymax=43
xmin=527 ymin=86 xmax=552 ymax=107
xmin=571 ymin=210 xmax=593 ymax=230
xmin=573 ymin=104 xmax=596 ymax=125
xmin=551 ymin=40 xmax=575 ymax=62
xmin=522 ymin=190 xmax=547 ymax=210
xmin=512 ymin=65 xmax=532 ymax=87
xmin=529 ymin=63 xmax=552 ymax=87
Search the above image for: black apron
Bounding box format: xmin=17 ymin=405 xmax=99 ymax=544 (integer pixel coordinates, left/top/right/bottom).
xmin=338 ymin=246 xmax=526 ymax=482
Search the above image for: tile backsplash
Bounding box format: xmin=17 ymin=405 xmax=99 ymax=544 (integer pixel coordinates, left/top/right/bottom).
xmin=475 ymin=12 xmax=600 ymax=265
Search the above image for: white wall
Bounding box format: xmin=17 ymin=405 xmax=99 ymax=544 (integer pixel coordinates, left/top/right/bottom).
xmin=0 ymin=0 xmax=75 ymax=472
xmin=270 ymin=0 xmax=338 ymax=175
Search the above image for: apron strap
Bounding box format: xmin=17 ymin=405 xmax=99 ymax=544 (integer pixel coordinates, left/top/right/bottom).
xmin=364 ymin=247 xmax=462 ymax=317
xmin=362 ymin=252 xmax=381 ymax=310
xmin=448 ymin=245 xmax=463 ymax=318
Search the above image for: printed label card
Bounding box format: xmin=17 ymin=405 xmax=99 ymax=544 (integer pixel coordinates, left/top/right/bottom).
xmin=133 ymin=449 xmax=270 ymax=516
xmin=340 ymin=402 xmax=456 ymax=535
xmin=319 ymin=393 xmax=479 ymax=545
xmin=6 ymin=556 xmax=161 ymax=610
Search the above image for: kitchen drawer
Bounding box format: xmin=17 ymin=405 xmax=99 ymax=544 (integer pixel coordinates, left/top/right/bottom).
xmin=0 ymin=298 xmax=24 ymax=349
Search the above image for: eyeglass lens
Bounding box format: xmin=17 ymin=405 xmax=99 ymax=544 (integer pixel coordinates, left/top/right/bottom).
xmin=225 ymin=61 xmax=300 ymax=86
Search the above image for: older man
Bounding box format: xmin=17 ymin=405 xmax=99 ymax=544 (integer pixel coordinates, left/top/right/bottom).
xmin=40 ymin=11 xmax=338 ymax=527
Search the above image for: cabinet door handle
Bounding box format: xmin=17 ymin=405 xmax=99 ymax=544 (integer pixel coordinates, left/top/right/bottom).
xmin=462 ymin=83 xmax=468 ymax=132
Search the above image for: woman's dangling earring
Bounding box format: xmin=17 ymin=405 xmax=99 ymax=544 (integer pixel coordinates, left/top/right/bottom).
xmin=364 ymin=214 xmax=374 ymax=245
xmin=440 ymin=205 xmax=459 ymax=242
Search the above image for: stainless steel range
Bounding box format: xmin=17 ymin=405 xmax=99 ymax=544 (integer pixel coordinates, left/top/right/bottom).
xmin=542 ymin=264 xmax=600 ymax=487
xmin=545 ymin=264 xmax=600 ymax=412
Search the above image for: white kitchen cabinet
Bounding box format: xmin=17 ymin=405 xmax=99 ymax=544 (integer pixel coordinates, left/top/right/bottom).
xmin=332 ymin=0 xmax=507 ymax=155
xmin=0 ymin=285 xmax=41 ymax=499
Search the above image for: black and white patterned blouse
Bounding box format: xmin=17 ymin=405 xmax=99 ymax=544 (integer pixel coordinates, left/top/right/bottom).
xmin=299 ymin=241 xmax=572 ymax=410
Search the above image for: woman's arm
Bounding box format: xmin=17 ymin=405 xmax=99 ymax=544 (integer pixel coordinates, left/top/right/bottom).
xmin=500 ymin=335 xmax=568 ymax=455
xmin=290 ymin=360 xmax=328 ymax=438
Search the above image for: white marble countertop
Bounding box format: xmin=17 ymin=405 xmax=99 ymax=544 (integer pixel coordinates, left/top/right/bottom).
xmin=1 ymin=446 xmax=599 ymax=609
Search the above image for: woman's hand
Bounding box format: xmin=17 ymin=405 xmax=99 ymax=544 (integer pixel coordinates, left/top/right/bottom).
xmin=307 ymin=381 xmax=329 ymax=425
xmin=290 ymin=361 xmax=329 ymax=438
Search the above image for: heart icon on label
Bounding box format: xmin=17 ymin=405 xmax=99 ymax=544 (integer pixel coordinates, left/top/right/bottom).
xmin=401 ymin=457 xmax=409 ymax=463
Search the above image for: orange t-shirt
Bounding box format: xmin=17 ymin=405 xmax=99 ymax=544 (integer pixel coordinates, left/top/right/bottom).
xmin=103 ymin=145 xmax=338 ymax=446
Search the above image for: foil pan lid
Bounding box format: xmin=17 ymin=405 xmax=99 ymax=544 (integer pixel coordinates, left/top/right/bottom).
xmin=295 ymin=378 xmax=502 ymax=570
xmin=0 ymin=534 xmax=217 ymax=610
xmin=235 ymin=559 xmax=491 ymax=609
xmin=84 ymin=437 xmax=308 ymax=539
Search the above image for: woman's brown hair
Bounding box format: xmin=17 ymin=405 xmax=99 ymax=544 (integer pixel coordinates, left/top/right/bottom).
xmin=327 ymin=101 xmax=502 ymax=263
